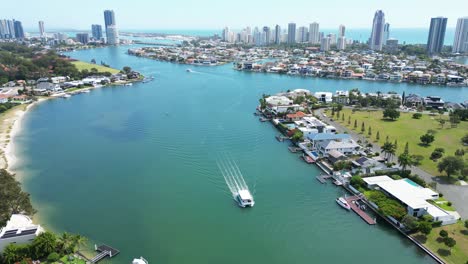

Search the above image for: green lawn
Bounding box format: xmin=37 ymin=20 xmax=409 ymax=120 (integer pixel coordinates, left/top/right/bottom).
xmin=333 ymin=109 xmax=468 ymax=177
xmin=71 ymin=61 xmax=120 ymax=74
xmin=413 ymin=221 xmax=468 ymax=264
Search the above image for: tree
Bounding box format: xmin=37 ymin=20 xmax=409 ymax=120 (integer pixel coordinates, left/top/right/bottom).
xmin=412 ymin=113 xmax=422 ymax=119
xmin=122 ymin=66 xmax=132 ymax=74
xmin=464 ymin=219 xmax=468 ymax=229
xmin=368 ymin=126 xmax=372 ymax=136
xmin=376 ymin=131 xmax=380 ymax=141
xmin=401 ymin=215 xmax=419 ymax=231
xmin=462 ymin=134 xmax=468 ymax=145
xmin=411 ymin=155 xmax=424 ymax=166
xmin=438 ymin=156 xmax=464 ymax=178
xmin=419 ymin=221 xmax=432 ymax=235
xmin=291 ymin=130 xmax=304 ymax=142
xmin=361 ymin=122 xmax=365 ymax=133
xmin=394 ymin=139 xmax=398 ymax=151
xmin=404 ymin=142 xmax=409 ymax=155
xmin=398 ymin=152 xmax=413 ymax=171
xmin=354 ymin=119 xmax=357 ymax=129
xmin=455 ymin=149 xmax=465 ymax=157
xmin=420 ymin=133 xmax=435 ymax=146
xmin=444 ymin=237 xmax=456 ymax=252
xmin=439 ymin=230 xmax=448 ymax=238
xmin=32 ymin=231 xmax=57 ymax=259
xmin=348 ymin=116 xmax=351 ymax=125
xmin=431 ymin=150 xmax=444 ymax=160
xmin=47 ymin=252 xmax=60 ymax=262
xmin=381 ymin=141 xmax=396 ymax=160
xmin=341 ymin=113 xmax=345 ymax=122
xmin=383 ymin=108 xmax=400 ymax=120
xmin=439 ymin=119 xmax=446 ymax=129
xmin=0 ymin=170 xmax=36 ymax=226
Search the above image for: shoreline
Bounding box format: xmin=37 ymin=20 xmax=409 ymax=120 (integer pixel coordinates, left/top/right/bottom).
xmin=0 ymin=98 xmax=47 ymax=173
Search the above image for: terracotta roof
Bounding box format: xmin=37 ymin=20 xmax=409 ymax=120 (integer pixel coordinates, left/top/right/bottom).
xmin=286 ymin=111 xmax=306 ymax=119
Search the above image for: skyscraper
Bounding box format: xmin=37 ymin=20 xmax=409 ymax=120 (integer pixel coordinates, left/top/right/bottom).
xmin=104 ymin=10 xmax=119 ymax=44
xmin=426 ymin=17 xmax=447 ymax=54
xmin=287 ymin=23 xmax=296 ymax=44
xmin=337 ymin=36 xmax=346 ymax=50
xmin=76 ymin=33 xmax=89 ymax=44
xmin=92 ymin=24 xmax=103 ymax=40
xmin=453 ymin=17 xmax=468 ymax=53
xmin=383 ymin=23 xmax=390 ymax=45
xmin=327 ymin=33 xmax=337 ymax=45
xmin=297 ymin=27 xmax=308 ymax=43
xmin=263 ymin=26 xmax=271 ymax=45
xmin=38 ymin=21 xmax=45 ymax=38
xmin=106 ymin=25 xmax=119 ymax=45
xmin=7 ymin=20 xmax=15 ymax=38
xmin=309 ymin=22 xmax=319 ymax=44
xmin=0 ymin=20 xmax=7 ymax=39
xmin=369 ymin=10 xmax=385 ymax=51
xmin=320 ymin=37 xmax=331 ymax=51
xmin=222 ymin=27 xmax=230 ymax=42
xmin=13 ymin=20 xmax=24 ymax=39
xmin=274 ymin=25 xmax=281 ymax=44
xmin=338 ymin=24 xmax=346 ymax=37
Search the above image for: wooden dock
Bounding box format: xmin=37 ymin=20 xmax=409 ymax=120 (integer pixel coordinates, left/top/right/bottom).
xmin=344 ymin=196 xmax=376 ymax=225
xmin=316 ymin=174 xmax=332 ymax=184
xmin=288 ymin=146 xmax=301 ymax=153
xmin=90 ymin=244 xmax=120 ymax=263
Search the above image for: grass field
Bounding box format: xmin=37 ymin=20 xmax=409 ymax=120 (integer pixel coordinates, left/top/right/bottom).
xmin=71 ymin=61 xmax=120 ymax=74
xmin=413 ymin=221 xmax=468 ymax=264
xmin=330 ymin=109 xmax=468 ymax=177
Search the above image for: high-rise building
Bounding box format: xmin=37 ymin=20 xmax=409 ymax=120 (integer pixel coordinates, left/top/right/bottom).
xmin=453 ymin=17 xmax=468 ymax=53
xmin=76 ymin=33 xmax=89 ymax=44
xmin=369 ymin=10 xmax=385 ymax=51
xmin=0 ymin=20 xmax=7 ymax=39
xmin=287 ymin=23 xmax=296 ymax=44
xmin=91 ymin=24 xmax=103 ymax=40
xmin=274 ymin=24 xmax=281 ymax=44
xmin=320 ymin=37 xmax=331 ymax=51
xmin=7 ymin=20 xmax=15 ymax=38
xmin=337 ymin=36 xmax=346 ymax=50
xmin=309 ymin=22 xmax=319 ymax=44
xmin=385 ymin=38 xmax=399 ymax=53
xmin=338 ymin=24 xmax=346 ymax=37
xmin=38 ymin=21 xmax=45 ymax=38
xmin=297 ymin=26 xmax=308 ymax=43
xmin=263 ymin=26 xmax=271 ymax=45
xmin=327 ymin=33 xmax=337 ymax=45
xmin=13 ymin=20 xmax=24 ymax=39
xmin=104 ymin=10 xmax=119 ymax=44
xmin=222 ymin=27 xmax=230 ymax=42
xmin=427 ymin=17 xmax=447 ymax=54
xmin=106 ymin=25 xmax=119 ymax=45
xmin=383 ymin=23 xmax=390 ymax=45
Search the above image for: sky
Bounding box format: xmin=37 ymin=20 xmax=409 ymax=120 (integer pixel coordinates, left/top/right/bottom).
xmin=2 ymin=0 xmax=467 ymax=31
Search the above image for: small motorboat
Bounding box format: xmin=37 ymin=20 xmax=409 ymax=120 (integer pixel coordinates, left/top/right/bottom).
xmin=132 ymin=257 xmax=148 ymax=264
xmin=125 ymin=83 xmax=133 ymax=86
xmin=186 ymin=68 xmax=194 ymax=73
xmin=336 ymin=197 xmax=351 ymax=210
xmin=236 ymin=189 xmax=255 ymax=208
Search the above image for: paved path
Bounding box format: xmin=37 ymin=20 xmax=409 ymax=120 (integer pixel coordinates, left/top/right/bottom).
xmin=314 ymin=108 xmax=468 ymax=219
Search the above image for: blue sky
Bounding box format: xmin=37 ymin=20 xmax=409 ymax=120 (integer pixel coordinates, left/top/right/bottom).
xmin=2 ymin=0 xmax=467 ymax=30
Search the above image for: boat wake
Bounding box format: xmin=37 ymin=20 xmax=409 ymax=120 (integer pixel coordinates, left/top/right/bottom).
xmin=216 ymin=154 xmax=250 ymax=198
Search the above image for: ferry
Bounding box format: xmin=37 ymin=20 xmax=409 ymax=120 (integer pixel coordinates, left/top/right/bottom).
xmin=132 ymin=257 xmax=148 ymax=264
xmin=336 ymin=197 xmax=351 ymax=210
xmin=236 ymin=189 xmax=255 ymax=208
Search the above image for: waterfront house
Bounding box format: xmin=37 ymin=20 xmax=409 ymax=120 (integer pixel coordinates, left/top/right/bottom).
xmin=424 ymin=96 xmax=445 ymax=109
xmin=327 ymin=150 xmax=347 ymax=164
xmin=313 ymin=92 xmax=333 ymax=103
xmin=0 ymin=214 xmax=44 ymax=253
xmin=332 ymin=90 xmax=349 ymax=105
xmin=446 ymin=75 xmax=464 ymax=84
xmin=351 ymin=156 xmax=394 ymax=174
xmin=307 ymin=133 xmax=359 ymax=157
xmin=404 ymin=94 xmax=423 ymax=108
xmin=362 ymin=176 xmax=457 ymax=225
xmin=0 ymin=94 xmax=10 ymax=103
xmin=265 ymin=95 xmax=292 ymax=106
xmin=285 ymin=111 xmax=306 ymax=122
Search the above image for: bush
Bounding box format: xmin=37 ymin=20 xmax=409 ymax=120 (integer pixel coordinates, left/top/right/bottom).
xmin=447 ymin=202 xmax=452 ymax=206
xmin=430 ymin=150 xmax=443 ymax=160
xmin=412 ymin=113 xmax=422 ymax=119
xmin=434 ymin=148 xmax=445 ymax=153
xmin=439 ymin=229 xmax=448 ymax=238
xmin=47 ymin=252 xmax=60 ymax=262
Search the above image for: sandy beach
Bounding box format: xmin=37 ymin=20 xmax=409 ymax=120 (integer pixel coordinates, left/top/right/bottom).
xmin=0 ymin=98 xmax=47 ymax=173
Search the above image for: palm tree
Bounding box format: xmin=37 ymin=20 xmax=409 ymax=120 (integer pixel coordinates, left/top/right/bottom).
xmin=398 ymin=152 xmax=413 ymax=171
xmin=73 ymin=234 xmax=88 ymax=251
xmin=32 ymin=231 xmax=57 ymax=259
xmin=381 ymin=141 xmax=396 ymax=161
xmin=2 ymin=244 xmax=20 ymax=264
xmin=59 ymin=232 xmax=73 ymax=254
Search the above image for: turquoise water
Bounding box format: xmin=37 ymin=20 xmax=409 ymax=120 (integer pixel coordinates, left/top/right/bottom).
xmin=12 ymin=45 xmax=457 ymax=264
xmin=404 ymin=178 xmax=421 ymax=188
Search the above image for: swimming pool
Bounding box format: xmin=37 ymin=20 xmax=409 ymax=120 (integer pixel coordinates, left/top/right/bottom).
xmin=404 ymin=178 xmax=421 ymax=188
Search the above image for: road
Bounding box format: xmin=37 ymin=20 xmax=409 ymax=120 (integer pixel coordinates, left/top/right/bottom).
xmin=314 ymin=108 xmax=468 ymax=219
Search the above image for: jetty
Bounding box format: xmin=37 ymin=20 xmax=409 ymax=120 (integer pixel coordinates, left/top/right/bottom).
xmin=288 ymin=146 xmax=301 ymax=153
xmin=316 ymin=174 xmax=332 ymax=184
xmin=275 ymin=135 xmax=289 ymax=142
xmin=90 ymin=244 xmax=120 ymax=263
xmin=344 ymin=196 xmax=376 ymax=225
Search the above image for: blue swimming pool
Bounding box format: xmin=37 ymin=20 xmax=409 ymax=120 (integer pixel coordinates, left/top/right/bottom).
xmin=404 ymin=178 xmax=421 ymax=188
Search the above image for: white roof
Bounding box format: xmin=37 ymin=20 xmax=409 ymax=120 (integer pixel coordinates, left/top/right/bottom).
xmin=362 ymin=175 xmax=393 ymax=185
xmin=238 ymin=190 xmax=253 ymax=200
xmin=376 ymin=179 xmax=437 ymax=209
xmin=3 ymin=214 xmax=34 ymax=230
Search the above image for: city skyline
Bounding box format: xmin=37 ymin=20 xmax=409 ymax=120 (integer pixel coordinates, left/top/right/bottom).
xmin=2 ymin=0 xmax=467 ymax=30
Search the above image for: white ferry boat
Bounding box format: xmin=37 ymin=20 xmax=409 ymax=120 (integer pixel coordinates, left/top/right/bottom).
xmin=132 ymin=257 xmax=148 ymax=264
xmin=336 ymin=197 xmax=351 ymax=210
xmin=236 ymin=189 xmax=255 ymax=208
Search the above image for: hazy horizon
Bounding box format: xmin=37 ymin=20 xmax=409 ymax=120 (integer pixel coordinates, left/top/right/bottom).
xmin=3 ymin=0 xmax=467 ymax=31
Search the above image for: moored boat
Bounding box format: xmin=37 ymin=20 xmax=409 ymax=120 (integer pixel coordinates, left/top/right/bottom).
xmin=336 ymin=197 xmax=351 ymax=210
